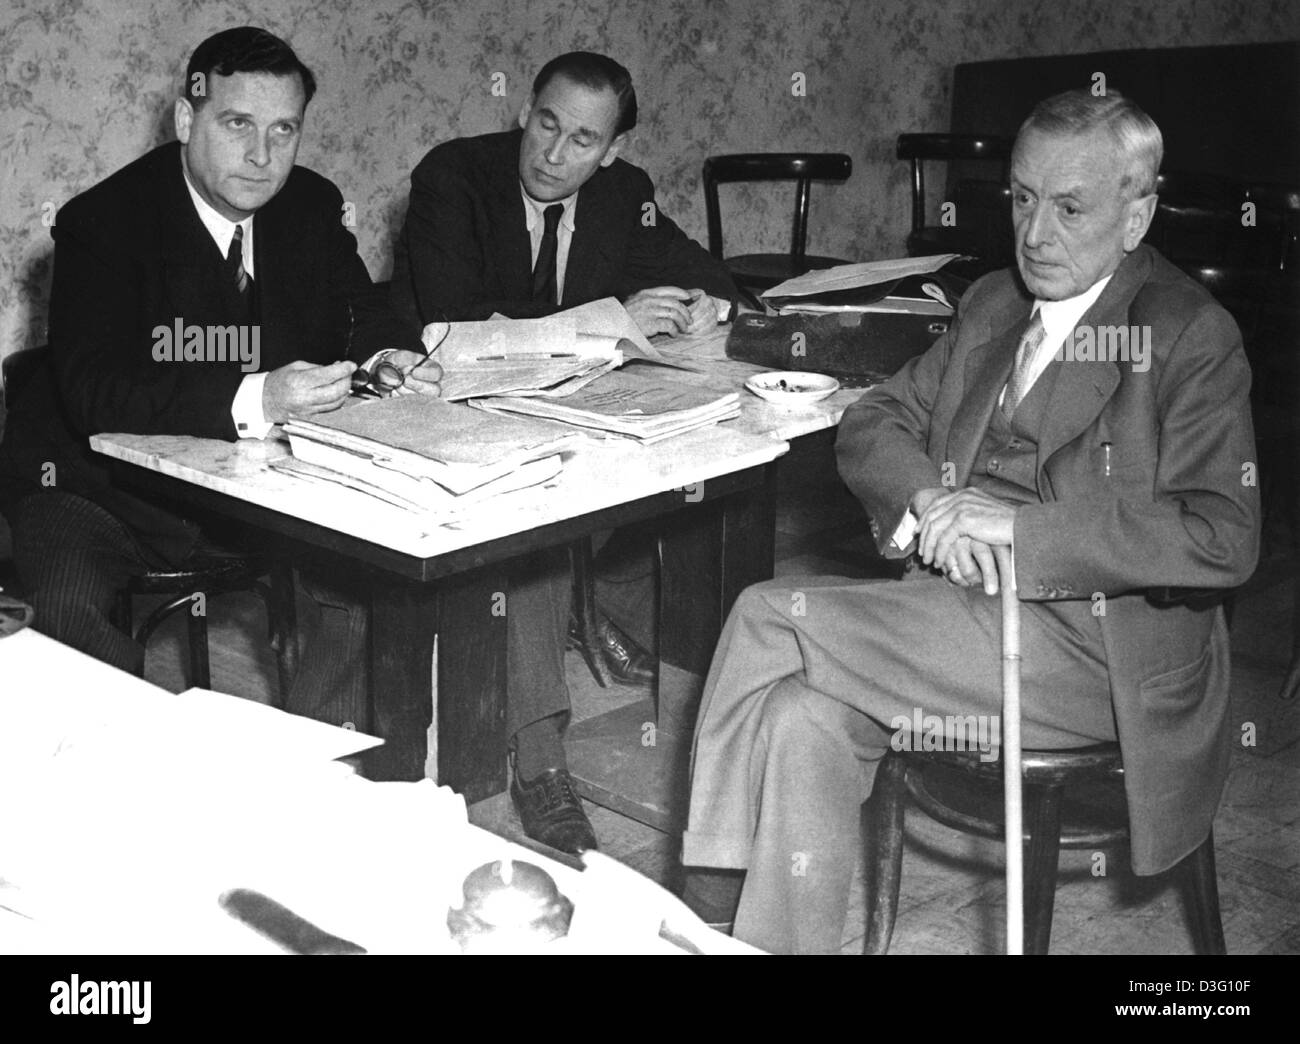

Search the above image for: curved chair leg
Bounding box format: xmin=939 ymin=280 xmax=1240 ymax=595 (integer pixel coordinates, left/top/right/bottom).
xmin=1181 ymin=831 xmax=1227 ymax=955
xmin=134 ymin=592 xmax=201 ymax=648
xmin=186 ymin=594 xmax=211 ymax=690
xmin=864 ymin=752 xmax=908 ymax=954
xmin=1022 ymin=783 xmax=1064 ymax=955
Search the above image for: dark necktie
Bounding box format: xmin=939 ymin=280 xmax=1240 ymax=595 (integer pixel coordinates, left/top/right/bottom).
xmin=227 ymin=224 xmax=251 ymax=298
xmin=531 ymin=204 xmax=564 ymax=305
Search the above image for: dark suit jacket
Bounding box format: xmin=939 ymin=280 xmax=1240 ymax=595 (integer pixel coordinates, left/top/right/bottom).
xmin=389 ymin=128 xmax=737 ymax=332
xmin=0 ymin=142 xmax=406 ymax=558
xmin=835 ymin=245 xmax=1260 ymax=874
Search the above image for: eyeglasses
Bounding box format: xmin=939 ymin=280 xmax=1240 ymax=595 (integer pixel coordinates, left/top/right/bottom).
xmin=350 ymin=310 xmax=450 ymax=399
xmin=0 ymin=593 xmax=34 ymax=639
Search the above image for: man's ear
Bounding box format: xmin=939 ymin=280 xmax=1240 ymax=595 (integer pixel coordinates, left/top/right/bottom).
xmin=518 ymin=94 xmax=535 ymax=130
xmin=599 ymin=131 xmax=628 ymax=168
xmin=1124 ymin=192 xmax=1158 ymax=251
xmin=174 ymin=97 xmax=194 ymax=144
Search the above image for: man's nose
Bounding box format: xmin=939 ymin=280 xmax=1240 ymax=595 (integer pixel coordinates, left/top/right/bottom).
xmin=543 ymin=137 xmax=566 ymax=166
xmin=246 ymin=133 xmax=271 ymax=168
xmin=1022 ymin=202 xmax=1053 ymax=248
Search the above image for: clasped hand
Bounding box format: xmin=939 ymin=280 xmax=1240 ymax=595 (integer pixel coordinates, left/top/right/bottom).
xmin=912 ymin=487 xmax=1016 ymax=595
xmin=623 ymin=286 xmax=717 ymax=338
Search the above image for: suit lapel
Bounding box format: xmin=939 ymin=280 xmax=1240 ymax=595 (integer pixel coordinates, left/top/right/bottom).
xmin=493 ymin=132 xmax=538 ymax=301
xmin=945 ymin=313 xmax=1024 ymax=488
xmin=156 ymin=146 xmax=230 ymax=325
xmin=1036 ymin=250 xmax=1150 ymax=468
xmin=563 ymin=184 xmax=613 ymax=306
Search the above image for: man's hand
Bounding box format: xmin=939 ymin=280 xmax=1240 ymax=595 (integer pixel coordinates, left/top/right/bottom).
xmin=944 ymin=535 xmax=1001 ymax=595
xmin=263 ymin=360 xmax=357 ymax=423
xmin=916 ymin=488 xmax=1016 ymax=592
xmin=382 ymin=349 xmax=443 ymax=397
xmin=682 ymin=289 xmax=719 ymax=336
xmin=623 ymin=286 xmax=695 ymax=337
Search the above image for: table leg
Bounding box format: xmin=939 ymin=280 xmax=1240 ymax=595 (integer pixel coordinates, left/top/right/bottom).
xmin=365 ymin=580 xmax=437 ymax=782
xmin=656 ymin=465 xmax=778 ymax=726
xmin=433 ymin=565 xmax=509 ymax=802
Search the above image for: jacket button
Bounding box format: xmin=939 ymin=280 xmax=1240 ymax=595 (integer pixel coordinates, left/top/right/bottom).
xmin=988 ymin=459 xmax=999 ymax=471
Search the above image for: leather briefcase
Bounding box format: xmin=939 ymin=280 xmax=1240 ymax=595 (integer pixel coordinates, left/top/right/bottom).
xmin=728 ymin=268 xmax=968 ymax=384
xmin=725 ymin=310 xmax=952 ymax=386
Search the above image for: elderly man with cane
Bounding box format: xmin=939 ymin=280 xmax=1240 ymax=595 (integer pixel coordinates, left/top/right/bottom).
xmin=678 ymin=88 xmax=1260 ymax=954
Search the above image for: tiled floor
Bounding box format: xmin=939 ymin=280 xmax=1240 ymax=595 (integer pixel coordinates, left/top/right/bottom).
xmin=133 ymin=437 xmax=1300 ymax=954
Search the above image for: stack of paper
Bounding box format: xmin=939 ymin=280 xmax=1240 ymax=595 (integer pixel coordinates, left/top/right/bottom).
xmin=281 ymin=396 xmax=580 ymax=512
xmin=474 ymin=370 xmax=740 ymax=444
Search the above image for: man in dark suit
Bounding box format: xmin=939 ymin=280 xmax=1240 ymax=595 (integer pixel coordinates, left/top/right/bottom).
xmin=680 ymin=89 xmax=1260 ymax=953
xmin=0 ymin=28 xmax=435 ymax=707
xmin=391 ymin=52 xmax=738 ymax=853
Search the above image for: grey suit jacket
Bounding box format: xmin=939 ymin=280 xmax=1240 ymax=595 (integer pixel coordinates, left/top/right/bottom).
xmin=835 ymin=244 xmax=1260 ymax=874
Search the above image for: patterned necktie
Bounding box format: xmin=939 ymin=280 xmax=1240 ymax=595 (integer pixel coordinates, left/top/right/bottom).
xmin=1002 ymin=309 xmax=1047 ymax=418
xmin=531 ymin=204 xmax=563 ymax=304
xmin=227 ymin=224 xmax=250 ymax=297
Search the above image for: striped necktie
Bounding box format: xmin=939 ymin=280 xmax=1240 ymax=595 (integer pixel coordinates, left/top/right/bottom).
xmin=1002 ymin=309 xmax=1047 ymax=418
xmin=227 ymin=224 xmax=250 ymax=297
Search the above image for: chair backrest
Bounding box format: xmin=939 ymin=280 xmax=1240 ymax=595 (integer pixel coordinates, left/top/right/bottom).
xmin=0 ymin=346 xmax=51 ymax=437
xmin=702 ymin=153 xmax=852 ymax=262
xmin=895 ymin=134 xmax=1013 ymax=234
xmin=1148 ymin=171 xmax=1299 ymax=272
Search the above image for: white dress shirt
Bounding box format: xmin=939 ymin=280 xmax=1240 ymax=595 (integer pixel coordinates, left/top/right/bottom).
xmin=181 ymin=168 xmax=271 ymax=439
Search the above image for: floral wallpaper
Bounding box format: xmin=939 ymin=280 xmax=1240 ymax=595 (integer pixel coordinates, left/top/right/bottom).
xmin=2 ymin=0 xmax=1297 ymax=359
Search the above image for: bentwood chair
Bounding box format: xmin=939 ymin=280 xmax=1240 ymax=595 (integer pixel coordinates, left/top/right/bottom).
xmin=863 ymin=743 xmax=1228 ymax=954
xmin=0 ymin=346 xmax=299 ymax=701
xmin=862 ymin=546 xmax=1229 ymax=955
xmin=896 ymin=133 xmax=1014 ymax=281
xmin=703 ymin=153 xmax=853 ymax=291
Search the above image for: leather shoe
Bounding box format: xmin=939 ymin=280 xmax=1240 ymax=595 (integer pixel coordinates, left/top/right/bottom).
xmin=509 ymin=753 xmax=598 ymax=854
xmin=598 ymin=616 xmax=656 ymax=686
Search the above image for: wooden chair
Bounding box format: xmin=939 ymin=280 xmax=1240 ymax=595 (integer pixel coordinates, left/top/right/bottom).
xmin=863 ymin=741 xmax=1228 ymax=955
xmin=896 ymin=133 xmax=1014 ymax=280
xmin=703 ymin=153 xmax=852 ymax=291
xmin=1 ymin=346 xmax=299 ymax=701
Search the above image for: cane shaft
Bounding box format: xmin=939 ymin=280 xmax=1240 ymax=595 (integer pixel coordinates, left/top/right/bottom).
xmin=993 ymin=544 xmax=1023 ymax=956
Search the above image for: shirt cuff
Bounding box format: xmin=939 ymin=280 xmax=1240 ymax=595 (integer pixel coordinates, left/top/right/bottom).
xmin=889 ymin=509 xmax=919 ymax=551
xmin=710 ymin=295 xmax=733 ymax=323
xmin=232 ymin=372 xmax=274 ymax=440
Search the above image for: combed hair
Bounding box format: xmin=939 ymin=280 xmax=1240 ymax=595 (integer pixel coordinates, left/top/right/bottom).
xmin=533 ymin=51 xmax=637 ymax=135
xmin=1017 ymin=88 xmax=1163 ymax=198
xmin=185 ymin=26 xmax=317 ymax=108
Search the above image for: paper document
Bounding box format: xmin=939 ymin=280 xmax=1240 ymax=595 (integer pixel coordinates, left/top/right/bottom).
xmin=762 ymin=254 xmax=962 ymax=299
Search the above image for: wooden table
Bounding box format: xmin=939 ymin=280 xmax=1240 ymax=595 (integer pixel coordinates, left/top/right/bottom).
xmin=92 ymin=403 xmax=789 ymax=803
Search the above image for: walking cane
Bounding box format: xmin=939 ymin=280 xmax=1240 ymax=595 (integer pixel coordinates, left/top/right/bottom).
xmin=992 ymin=544 xmax=1023 ymax=955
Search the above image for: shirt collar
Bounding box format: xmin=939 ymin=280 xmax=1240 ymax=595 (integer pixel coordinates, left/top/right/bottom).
xmin=181 ymin=158 xmax=253 ymax=257
xmin=1033 ymin=273 xmax=1113 ymax=345
xmin=520 ymin=184 xmax=578 ymax=233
